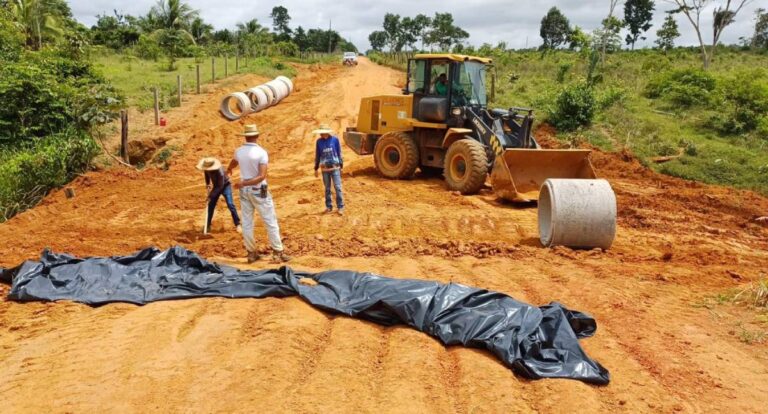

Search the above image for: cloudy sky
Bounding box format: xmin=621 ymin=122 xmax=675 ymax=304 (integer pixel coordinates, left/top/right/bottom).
xmin=69 ymin=0 xmax=764 ymax=51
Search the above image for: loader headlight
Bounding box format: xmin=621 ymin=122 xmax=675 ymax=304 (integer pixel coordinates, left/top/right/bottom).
xmin=451 ymin=107 xmax=462 ymax=116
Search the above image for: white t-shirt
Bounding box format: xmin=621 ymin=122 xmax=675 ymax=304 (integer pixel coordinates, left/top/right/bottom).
xmin=234 ymin=143 xmax=268 ymax=186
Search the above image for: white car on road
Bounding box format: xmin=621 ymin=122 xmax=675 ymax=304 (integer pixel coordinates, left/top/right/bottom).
xmin=342 ymin=52 xmax=358 ymax=66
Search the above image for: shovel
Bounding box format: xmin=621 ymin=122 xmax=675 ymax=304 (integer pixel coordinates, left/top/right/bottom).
xmin=202 ymin=193 xmax=211 ymax=235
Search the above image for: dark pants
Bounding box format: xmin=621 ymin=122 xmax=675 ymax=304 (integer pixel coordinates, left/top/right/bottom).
xmin=208 ymin=184 xmax=240 ymax=228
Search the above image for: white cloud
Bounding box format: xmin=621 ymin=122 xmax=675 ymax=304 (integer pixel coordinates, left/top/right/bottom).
xmin=70 ymin=0 xmax=764 ymax=51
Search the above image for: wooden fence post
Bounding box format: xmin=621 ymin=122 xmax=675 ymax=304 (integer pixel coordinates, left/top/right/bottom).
xmin=120 ymin=110 xmax=129 ymax=163
xmin=224 ymin=54 xmax=228 ymax=77
xmin=236 ymin=54 xmax=239 ymax=72
xmin=196 ymin=64 xmax=200 ymax=94
xmin=211 ymin=57 xmax=215 ymax=83
xmin=176 ymin=75 xmax=182 ymax=106
xmin=153 ymin=87 xmax=159 ymax=126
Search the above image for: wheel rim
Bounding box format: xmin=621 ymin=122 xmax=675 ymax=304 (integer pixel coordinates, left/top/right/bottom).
xmin=450 ymin=154 xmax=467 ymax=181
xmin=383 ymin=144 xmax=401 ymax=169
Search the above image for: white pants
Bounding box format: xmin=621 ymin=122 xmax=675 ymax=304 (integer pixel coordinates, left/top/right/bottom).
xmin=239 ymin=187 xmax=284 ymax=252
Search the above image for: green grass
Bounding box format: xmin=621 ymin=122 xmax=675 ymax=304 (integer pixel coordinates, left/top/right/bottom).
xmin=91 ymin=53 xmax=298 ymax=111
xmin=370 ymin=49 xmax=768 ymax=195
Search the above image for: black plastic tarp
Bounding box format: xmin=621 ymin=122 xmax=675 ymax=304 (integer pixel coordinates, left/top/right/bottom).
xmin=1 ymin=246 xmax=610 ymax=384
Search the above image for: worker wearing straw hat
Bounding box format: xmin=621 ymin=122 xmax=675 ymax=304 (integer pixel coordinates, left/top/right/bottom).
xmin=196 ymin=157 xmax=241 ymax=233
xmin=227 ymin=124 xmax=291 ymax=263
xmin=313 ymin=123 xmax=345 ymax=215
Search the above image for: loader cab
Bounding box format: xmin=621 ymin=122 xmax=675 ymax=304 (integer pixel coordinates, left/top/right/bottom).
xmin=405 ymin=54 xmax=490 ymax=124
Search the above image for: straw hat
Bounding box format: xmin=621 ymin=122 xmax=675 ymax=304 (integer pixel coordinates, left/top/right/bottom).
xmin=312 ymin=123 xmax=334 ymax=135
xmin=238 ymin=124 xmax=260 ymax=137
xmin=196 ymin=157 xmax=222 ymax=171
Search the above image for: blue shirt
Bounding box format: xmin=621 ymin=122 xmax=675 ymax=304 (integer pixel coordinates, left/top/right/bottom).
xmin=314 ymin=136 xmax=343 ymax=170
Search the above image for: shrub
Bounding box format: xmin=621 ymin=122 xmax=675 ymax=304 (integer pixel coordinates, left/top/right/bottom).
xmin=709 ymin=70 xmax=768 ymax=136
xmin=0 ymin=130 xmax=98 ymax=221
xmin=645 ymin=68 xmax=717 ymax=107
xmin=548 ymin=82 xmax=597 ymax=131
xmin=133 ymin=35 xmax=162 ymax=61
xmin=596 ymin=85 xmax=626 ymax=110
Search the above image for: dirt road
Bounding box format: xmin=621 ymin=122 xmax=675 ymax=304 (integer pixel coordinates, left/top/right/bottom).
xmin=1 ymin=58 xmax=767 ymax=413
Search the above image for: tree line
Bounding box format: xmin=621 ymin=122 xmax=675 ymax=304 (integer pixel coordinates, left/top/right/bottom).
xmin=539 ymin=0 xmax=765 ymax=68
xmin=87 ymin=2 xmax=357 ymax=68
xmin=367 ymin=12 xmax=469 ymax=52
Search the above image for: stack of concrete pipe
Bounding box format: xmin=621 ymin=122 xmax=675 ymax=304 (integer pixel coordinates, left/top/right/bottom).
xmin=220 ymin=76 xmax=294 ymax=121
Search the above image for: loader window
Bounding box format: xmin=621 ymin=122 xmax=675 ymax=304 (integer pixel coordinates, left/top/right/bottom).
xmin=429 ymin=61 xmax=450 ymax=95
xmin=408 ymin=60 xmax=427 ymax=94
xmin=456 ymin=61 xmax=488 ymax=106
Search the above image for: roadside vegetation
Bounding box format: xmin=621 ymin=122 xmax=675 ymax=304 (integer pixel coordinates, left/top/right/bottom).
xmin=367 ymin=3 xmax=768 ymax=195
xmin=0 ymin=0 xmax=351 ymax=222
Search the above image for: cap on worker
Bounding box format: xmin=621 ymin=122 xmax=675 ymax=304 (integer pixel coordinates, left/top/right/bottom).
xmin=238 ymin=124 xmax=260 ymax=137
xmin=196 ymin=157 xmax=222 ymax=171
xmin=312 ymin=123 xmax=334 ymax=135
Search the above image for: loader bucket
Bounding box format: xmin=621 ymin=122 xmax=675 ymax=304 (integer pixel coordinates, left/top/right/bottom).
xmin=490 ymin=149 xmax=596 ymax=202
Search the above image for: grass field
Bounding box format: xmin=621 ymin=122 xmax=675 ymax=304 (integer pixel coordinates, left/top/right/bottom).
xmin=91 ymin=54 xmax=299 ymax=111
xmin=371 ymin=49 xmax=768 ymax=195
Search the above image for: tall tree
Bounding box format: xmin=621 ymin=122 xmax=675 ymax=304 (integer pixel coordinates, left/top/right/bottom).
xmin=598 ymin=0 xmax=624 ymax=63
xmin=382 ymin=13 xmax=402 ymax=52
xmin=400 ymin=16 xmax=418 ymax=51
xmin=752 ymin=8 xmax=768 ymax=49
xmin=624 ymin=0 xmax=655 ymax=49
xmin=368 ymin=30 xmax=387 ymax=52
xmin=539 ymin=7 xmax=571 ymax=50
xmin=667 ymin=0 xmax=753 ymax=69
xmin=270 ymin=6 xmax=292 ymax=41
xmin=412 ymin=14 xmax=431 ymax=50
xmin=655 ymin=14 xmax=680 ymax=51
xmin=426 ymin=12 xmax=468 ymax=51
xmin=293 ymin=26 xmax=308 ymax=51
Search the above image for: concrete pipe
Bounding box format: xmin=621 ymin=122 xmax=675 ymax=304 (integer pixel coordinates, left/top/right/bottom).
xmin=275 ymin=76 xmax=294 ymax=93
xmin=256 ymin=85 xmax=276 ymax=107
xmin=538 ymin=179 xmax=617 ymax=250
xmin=265 ymin=79 xmax=290 ymax=104
xmin=219 ymin=92 xmax=252 ymax=121
xmin=245 ymin=87 xmax=269 ymax=112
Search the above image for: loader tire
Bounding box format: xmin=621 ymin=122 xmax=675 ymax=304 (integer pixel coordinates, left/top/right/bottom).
xmin=444 ymin=139 xmax=488 ymax=194
xmin=374 ymin=132 xmax=419 ymax=179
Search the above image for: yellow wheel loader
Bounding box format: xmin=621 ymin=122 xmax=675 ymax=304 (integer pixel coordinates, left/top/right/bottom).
xmin=343 ymin=54 xmax=597 ymax=202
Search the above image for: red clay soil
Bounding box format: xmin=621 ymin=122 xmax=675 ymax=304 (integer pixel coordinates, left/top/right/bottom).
xmin=0 ymin=58 xmax=767 ymax=413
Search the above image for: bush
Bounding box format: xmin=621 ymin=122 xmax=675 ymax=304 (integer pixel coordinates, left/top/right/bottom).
xmin=0 ymin=56 xmax=121 ymax=143
xmin=645 ymin=68 xmax=717 ymax=107
xmin=707 ymin=70 xmax=768 ymax=136
xmin=133 ymin=35 xmax=162 ymax=61
xmin=0 ymin=130 xmax=98 ymax=221
xmin=548 ymin=82 xmax=597 ymax=131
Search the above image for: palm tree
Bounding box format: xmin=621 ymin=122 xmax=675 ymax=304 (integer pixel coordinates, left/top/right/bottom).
xmin=150 ymin=0 xmax=198 ymax=31
xmin=9 ymin=0 xmax=64 ymax=49
xmin=236 ymin=19 xmax=272 ymax=57
xmin=190 ymin=17 xmax=213 ymax=44
xmin=236 ymin=19 xmax=269 ymax=36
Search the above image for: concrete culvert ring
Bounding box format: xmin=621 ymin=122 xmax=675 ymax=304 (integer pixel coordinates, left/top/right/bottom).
xmin=219 ymin=92 xmax=251 ymax=121
xmin=256 ymin=85 xmax=275 ymax=107
xmin=444 ymin=139 xmax=488 ymax=194
xmin=537 ymin=179 xmax=617 ymax=249
xmin=373 ymin=132 xmax=419 ymax=179
xmin=276 ymin=76 xmax=294 ymax=93
xmin=245 ymin=87 xmax=269 ymax=112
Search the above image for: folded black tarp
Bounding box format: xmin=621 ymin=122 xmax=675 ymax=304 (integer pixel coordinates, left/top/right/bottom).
xmin=1 ymin=246 xmax=610 ymax=384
